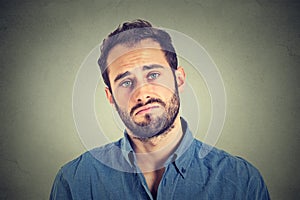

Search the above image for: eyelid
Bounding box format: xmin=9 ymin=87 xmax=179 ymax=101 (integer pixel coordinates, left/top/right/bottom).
xmin=117 ymin=70 xmax=161 ymax=88
xmin=147 ymin=71 xmax=160 ymax=80
xmin=119 ymin=79 xmax=133 ymax=88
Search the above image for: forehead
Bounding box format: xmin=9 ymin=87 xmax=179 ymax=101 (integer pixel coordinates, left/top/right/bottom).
xmin=106 ymin=39 xmax=169 ymax=74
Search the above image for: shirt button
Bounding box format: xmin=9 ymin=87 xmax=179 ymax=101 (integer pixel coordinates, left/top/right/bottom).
xmin=181 ymin=167 xmax=186 ymax=173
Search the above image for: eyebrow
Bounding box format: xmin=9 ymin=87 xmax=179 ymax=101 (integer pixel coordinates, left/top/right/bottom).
xmin=142 ymin=64 xmax=164 ymax=71
xmin=114 ymin=71 xmax=131 ymax=83
xmin=113 ymin=64 xmax=165 ymax=83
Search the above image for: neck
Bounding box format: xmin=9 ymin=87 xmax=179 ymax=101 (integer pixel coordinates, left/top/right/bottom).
xmin=127 ymin=116 xmax=184 ymax=172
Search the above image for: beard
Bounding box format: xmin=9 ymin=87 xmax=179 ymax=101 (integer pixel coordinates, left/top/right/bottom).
xmin=113 ymin=90 xmax=180 ymax=140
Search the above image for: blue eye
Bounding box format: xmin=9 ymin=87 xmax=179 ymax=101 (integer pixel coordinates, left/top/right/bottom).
xmin=121 ymin=80 xmax=132 ymax=88
xmin=148 ymin=72 xmax=160 ymax=80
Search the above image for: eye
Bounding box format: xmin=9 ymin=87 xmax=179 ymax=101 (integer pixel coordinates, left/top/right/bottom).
xmin=147 ymin=72 xmax=160 ymax=80
xmin=120 ymin=80 xmax=132 ymax=88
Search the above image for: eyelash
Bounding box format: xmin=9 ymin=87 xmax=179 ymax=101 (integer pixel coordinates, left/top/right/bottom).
xmin=120 ymin=80 xmax=133 ymax=88
xmin=147 ymin=72 xmax=160 ymax=80
xmin=119 ymin=72 xmax=161 ymax=88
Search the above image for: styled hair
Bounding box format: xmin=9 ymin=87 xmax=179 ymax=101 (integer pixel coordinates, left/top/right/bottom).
xmin=98 ymin=19 xmax=178 ymax=90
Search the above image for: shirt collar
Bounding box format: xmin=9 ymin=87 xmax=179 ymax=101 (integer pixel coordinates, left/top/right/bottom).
xmin=121 ymin=117 xmax=195 ymax=177
xmin=121 ymin=133 xmax=136 ymax=167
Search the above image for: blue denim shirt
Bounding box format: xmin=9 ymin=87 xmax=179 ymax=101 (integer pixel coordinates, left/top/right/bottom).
xmin=50 ymin=119 xmax=270 ymax=200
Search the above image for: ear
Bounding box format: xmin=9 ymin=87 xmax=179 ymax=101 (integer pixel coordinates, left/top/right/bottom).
xmin=175 ymin=66 xmax=186 ymax=93
xmin=105 ymin=87 xmax=114 ymax=105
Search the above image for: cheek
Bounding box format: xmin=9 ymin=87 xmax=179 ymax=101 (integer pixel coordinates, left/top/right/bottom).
xmin=113 ymin=89 xmax=132 ymax=109
xmin=154 ymin=77 xmax=177 ymax=94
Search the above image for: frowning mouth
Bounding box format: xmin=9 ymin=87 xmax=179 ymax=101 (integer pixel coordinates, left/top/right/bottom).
xmin=130 ymin=98 xmax=166 ymax=117
xmin=135 ymin=105 xmax=160 ymax=116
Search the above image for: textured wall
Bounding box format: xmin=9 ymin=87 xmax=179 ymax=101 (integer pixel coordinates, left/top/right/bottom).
xmin=0 ymin=0 xmax=299 ymax=199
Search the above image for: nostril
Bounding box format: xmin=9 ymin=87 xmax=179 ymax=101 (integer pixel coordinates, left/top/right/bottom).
xmin=136 ymin=96 xmax=150 ymax=103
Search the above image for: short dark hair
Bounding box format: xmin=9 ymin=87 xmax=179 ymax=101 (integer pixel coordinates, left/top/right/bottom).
xmin=98 ymin=19 xmax=178 ymax=90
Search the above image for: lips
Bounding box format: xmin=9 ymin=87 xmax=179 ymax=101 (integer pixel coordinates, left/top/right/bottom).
xmin=130 ymin=98 xmax=166 ymax=117
xmin=135 ymin=104 xmax=160 ymax=115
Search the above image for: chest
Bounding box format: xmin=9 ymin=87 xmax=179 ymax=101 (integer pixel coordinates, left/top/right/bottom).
xmin=143 ymin=168 xmax=165 ymax=198
xmin=75 ymin=164 xmax=244 ymax=200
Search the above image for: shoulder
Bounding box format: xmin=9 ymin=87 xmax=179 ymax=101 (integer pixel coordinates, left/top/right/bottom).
xmin=193 ymin=139 xmax=260 ymax=174
xmin=183 ymin=139 xmax=270 ymax=199
xmin=193 ymin=139 xmax=267 ymax=191
xmin=58 ymin=139 xmax=125 ymax=180
xmin=50 ymin=141 xmax=125 ymax=199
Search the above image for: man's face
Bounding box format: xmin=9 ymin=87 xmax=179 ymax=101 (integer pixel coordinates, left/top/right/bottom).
xmin=105 ymin=39 xmax=184 ymax=139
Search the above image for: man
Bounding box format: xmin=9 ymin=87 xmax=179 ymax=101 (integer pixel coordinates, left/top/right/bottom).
xmin=50 ymin=19 xmax=270 ymax=199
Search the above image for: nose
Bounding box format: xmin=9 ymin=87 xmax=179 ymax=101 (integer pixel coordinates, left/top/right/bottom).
xmin=132 ymin=84 xmax=152 ymax=103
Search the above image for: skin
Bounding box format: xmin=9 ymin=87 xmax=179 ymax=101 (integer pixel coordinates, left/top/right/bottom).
xmin=104 ymin=39 xmax=186 ymax=198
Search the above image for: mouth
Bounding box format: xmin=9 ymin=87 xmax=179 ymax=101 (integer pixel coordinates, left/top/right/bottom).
xmin=134 ymin=104 xmax=160 ymax=116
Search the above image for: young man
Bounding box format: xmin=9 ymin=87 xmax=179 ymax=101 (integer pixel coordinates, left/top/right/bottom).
xmin=50 ymin=19 xmax=270 ymax=199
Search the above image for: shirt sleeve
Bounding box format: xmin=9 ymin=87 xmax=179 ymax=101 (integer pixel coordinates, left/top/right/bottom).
xmin=246 ymin=172 xmax=271 ymax=200
xmin=50 ymin=170 xmax=72 ymax=200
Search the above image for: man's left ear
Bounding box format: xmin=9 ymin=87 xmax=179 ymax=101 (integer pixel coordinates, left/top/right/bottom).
xmin=175 ymin=66 xmax=186 ymax=93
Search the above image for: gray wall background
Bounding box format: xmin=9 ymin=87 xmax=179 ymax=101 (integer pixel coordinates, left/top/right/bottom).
xmin=0 ymin=0 xmax=299 ymax=199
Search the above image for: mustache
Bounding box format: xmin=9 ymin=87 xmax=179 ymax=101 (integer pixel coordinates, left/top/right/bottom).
xmin=130 ymin=98 xmax=166 ymax=116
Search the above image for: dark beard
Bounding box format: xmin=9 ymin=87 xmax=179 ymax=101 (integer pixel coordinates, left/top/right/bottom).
xmin=113 ymin=92 xmax=180 ymax=139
